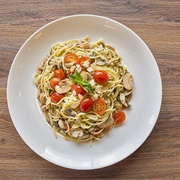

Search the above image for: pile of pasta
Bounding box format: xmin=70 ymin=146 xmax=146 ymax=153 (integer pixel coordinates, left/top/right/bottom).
xmin=34 ymin=36 xmax=134 ymax=142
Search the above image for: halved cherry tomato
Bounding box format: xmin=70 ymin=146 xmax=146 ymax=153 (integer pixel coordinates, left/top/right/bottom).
xmin=78 ymin=56 xmax=91 ymax=68
xmin=93 ymin=70 xmax=109 ymax=84
xmin=80 ymin=97 xmax=93 ymax=113
xmin=71 ymin=84 xmax=86 ymax=96
xmin=50 ymin=77 xmax=60 ymax=89
xmin=64 ymin=53 xmax=79 ymax=64
xmin=51 ymin=92 xmax=65 ymax=103
xmin=93 ymin=98 xmax=106 ymax=115
xmin=113 ymin=111 xmax=126 ymax=125
xmin=54 ymin=69 xmax=65 ymax=80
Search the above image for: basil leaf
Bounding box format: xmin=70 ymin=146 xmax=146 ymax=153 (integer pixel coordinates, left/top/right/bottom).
xmin=74 ymin=70 xmax=83 ymax=81
xmin=69 ymin=74 xmax=76 ymax=83
xmin=81 ymin=82 xmax=94 ymax=94
xmin=69 ymin=71 xmax=94 ymax=94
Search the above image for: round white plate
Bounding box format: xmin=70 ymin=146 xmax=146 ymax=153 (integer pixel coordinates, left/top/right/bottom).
xmin=7 ymin=14 xmax=162 ymax=170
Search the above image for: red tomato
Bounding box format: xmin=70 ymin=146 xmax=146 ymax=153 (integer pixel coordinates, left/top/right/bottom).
xmin=113 ymin=111 xmax=126 ymax=125
xmin=64 ymin=53 xmax=79 ymax=64
xmin=78 ymin=56 xmax=91 ymax=67
xmin=80 ymin=97 xmax=93 ymax=113
xmin=51 ymin=92 xmax=65 ymax=103
xmin=93 ymin=70 xmax=109 ymax=84
xmin=50 ymin=78 xmax=60 ymax=89
xmin=93 ymin=98 xmax=106 ymax=115
xmin=71 ymin=84 xmax=86 ymax=96
xmin=54 ymin=69 xmax=65 ymax=80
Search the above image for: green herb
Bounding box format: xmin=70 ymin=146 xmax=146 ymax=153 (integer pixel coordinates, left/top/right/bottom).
xmin=69 ymin=71 xmax=94 ymax=94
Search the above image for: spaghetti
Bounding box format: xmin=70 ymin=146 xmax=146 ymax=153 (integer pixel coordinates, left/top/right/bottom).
xmin=33 ymin=36 xmax=134 ymax=142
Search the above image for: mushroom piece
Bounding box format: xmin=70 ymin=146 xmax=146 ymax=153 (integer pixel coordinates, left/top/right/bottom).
xmin=55 ymin=78 xmax=71 ymax=94
xmin=71 ymin=101 xmax=80 ymax=109
xmin=80 ymin=71 xmax=90 ymax=81
xmin=124 ymin=89 xmax=133 ymax=96
xmin=126 ymin=93 xmax=132 ymax=103
xmin=98 ymin=118 xmax=114 ymax=129
xmin=123 ymin=73 xmax=134 ymax=90
xmin=58 ymin=120 xmax=65 ymax=129
xmin=64 ymin=109 xmax=72 ymax=116
xmin=70 ymin=128 xmax=84 ymax=138
xmin=71 ymin=110 xmax=77 ymax=117
xmin=120 ymin=93 xmax=131 ymax=108
xmin=72 ymin=123 xmax=80 ymax=129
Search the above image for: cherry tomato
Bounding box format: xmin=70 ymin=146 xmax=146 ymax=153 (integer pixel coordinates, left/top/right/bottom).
xmin=64 ymin=53 xmax=79 ymax=64
xmin=50 ymin=78 xmax=60 ymax=89
xmin=93 ymin=70 xmax=109 ymax=84
xmin=71 ymin=84 xmax=86 ymax=96
xmin=80 ymin=97 xmax=93 ymax=113
xmin=113 ymin=111 xmax=126 ymax=125
xmin=93 ymin=98 xmax=106 ymax=115
xmin=51 ymin=92 xmax=65 ymax=103
xmin=78 ymin=56 xmax=91 ymax=67
xmin=54 ymin=69 xmax=65 ymax=80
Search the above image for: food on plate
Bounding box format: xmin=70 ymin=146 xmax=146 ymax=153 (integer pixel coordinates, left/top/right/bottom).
xmin=33 ymin=36 xmax=134 ymax=142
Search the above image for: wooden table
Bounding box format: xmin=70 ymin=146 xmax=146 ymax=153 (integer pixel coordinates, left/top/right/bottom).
xmin=0 ymin=0 xmax=179 ymax=179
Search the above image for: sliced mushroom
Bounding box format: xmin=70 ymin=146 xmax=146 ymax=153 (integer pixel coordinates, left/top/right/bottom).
xmin=70 ymin=128 xmax=84 ymax=138
xmin=98 ymin=118 xmax=114 ymax=129
xmin=123 ymin=73 xmax=134 ymax=90
xmin=80 ymin=71 xmax=90 ymax=81
xmin=64 ymin=109 xmax=72 ymax=116
xmin=126 ymin=93 xmax=132 ymax=103
xmin=120 ymin=93 xmax=131 ymax=108
xmin=96 ymin=59 xmax=106 ymax=66
xmin=55 ymin=78 xmax=71 ymax=94
xmin=124 ymin=89 xmax=133 ymax=96
xmin=71 ymin=101 xmax=80 ymax=109
xmin=58 ymin=120 xmax=65 ymax=129
xmin=72 ymin=123 xmax=80 ymax=129
xmin=71 ymin=110 xmax=77 ymax=117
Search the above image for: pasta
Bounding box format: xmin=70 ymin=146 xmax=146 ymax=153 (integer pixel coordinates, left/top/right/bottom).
xmin=33 ymin=36 xmax=134 ymax=142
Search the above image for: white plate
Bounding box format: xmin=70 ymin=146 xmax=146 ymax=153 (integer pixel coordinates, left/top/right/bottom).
xmin=7 ymin=14 xmax=162 ymax=170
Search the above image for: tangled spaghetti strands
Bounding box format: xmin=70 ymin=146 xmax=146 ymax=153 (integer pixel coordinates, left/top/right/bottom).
xmin=34 ymin=36 xmax=133 ymax=142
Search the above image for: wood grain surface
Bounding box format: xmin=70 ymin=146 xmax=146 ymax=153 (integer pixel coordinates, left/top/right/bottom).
xmin=0 ymin=0 xmax=180 ymax=179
